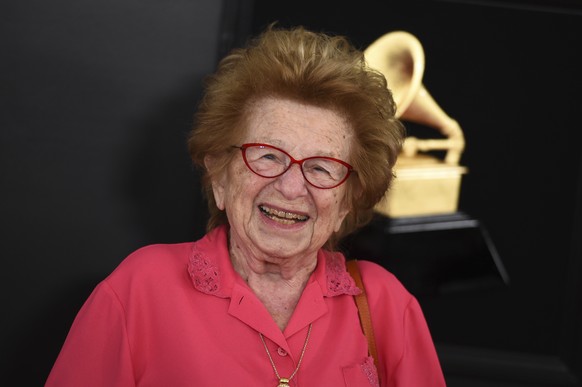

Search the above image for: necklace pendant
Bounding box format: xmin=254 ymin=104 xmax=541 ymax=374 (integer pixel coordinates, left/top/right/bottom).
xmin=277 ymin=377 xmax=290 ymax=387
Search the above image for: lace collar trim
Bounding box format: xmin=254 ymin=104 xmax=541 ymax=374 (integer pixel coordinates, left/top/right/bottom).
xmin=187 ymin=226 xmax=360 ymax=297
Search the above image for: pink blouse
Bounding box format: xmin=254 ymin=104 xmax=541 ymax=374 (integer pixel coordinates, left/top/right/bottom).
xmin=46 ymin=225 xmax=445 ymax=386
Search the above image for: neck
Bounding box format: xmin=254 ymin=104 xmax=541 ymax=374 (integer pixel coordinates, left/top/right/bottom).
xmin=229 ymin=235 xmax=317 ymax=330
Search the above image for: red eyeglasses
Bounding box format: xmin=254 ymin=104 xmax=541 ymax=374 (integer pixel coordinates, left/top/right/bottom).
xmin=234 ymin=143 xmax=354 ymax=189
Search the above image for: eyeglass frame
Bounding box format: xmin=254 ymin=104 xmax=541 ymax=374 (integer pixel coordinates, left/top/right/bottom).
xmin=232 ymin=143 xmax=355 ymax=189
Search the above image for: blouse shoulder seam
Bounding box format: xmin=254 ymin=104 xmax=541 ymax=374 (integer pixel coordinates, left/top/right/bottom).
xmin=100 ymin=279 xmax=138 ymax=381
xmin=392 ymin=295 xmax=415 ymax=373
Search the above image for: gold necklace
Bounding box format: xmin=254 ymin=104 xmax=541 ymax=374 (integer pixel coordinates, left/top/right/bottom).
xmin=259 ymin=323 xmax=313 ymax=387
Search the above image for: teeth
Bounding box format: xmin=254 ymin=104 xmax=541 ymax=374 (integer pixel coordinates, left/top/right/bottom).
xmin=259 ymin=205 xmax=308 ymax=222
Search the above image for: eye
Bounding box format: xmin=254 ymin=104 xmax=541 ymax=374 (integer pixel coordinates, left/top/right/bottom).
xmin=260 ymin=152 xmax=278 ymax=161
xmin=258 ymin=152 xmax=285 ymax=164
xmin=304 ymin=158 xmax=347 ymax=181
xmin=305 ymin=162 xmax=333 ymax=177
xmin=312 ymin=165 xmax=332 ymax=175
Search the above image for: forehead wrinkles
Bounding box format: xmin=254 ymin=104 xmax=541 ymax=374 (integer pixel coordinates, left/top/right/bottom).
xmin=245 ymin=98 xmax=354 ymax=159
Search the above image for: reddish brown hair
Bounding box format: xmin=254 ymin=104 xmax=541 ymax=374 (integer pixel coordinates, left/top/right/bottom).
xmin=188 ymin=25 xmax=404 ymax=248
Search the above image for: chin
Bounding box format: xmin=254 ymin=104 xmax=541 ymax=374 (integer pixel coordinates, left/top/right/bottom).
xmin=249 ymin=215 xmax=328 ymax=258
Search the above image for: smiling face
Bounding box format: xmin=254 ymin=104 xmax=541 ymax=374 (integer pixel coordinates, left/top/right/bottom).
xmin=209 ymin=97 xmax=353 ymax=262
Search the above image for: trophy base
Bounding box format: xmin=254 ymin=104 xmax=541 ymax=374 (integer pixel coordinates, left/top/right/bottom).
xmin=342 ymin=212 xmax=509 ymax=297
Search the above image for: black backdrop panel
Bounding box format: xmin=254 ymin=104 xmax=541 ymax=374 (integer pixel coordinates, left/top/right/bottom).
xmin=1 ymin=0 xmax=224 ymax=384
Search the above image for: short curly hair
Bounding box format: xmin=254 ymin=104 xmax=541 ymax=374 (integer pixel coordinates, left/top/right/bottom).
xmin=188 ymin=25 xmax=404 ymax=248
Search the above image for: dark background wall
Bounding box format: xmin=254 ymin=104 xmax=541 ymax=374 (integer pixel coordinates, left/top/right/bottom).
xmin=0 ymin=0 xmax=227 ymax=384
xmin=251 ymin=0 xmax=582 ymax=385
xmin=1 ymin=0 xmax=581 ymax=386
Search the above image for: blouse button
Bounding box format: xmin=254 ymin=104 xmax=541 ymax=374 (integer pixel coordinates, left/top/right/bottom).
xmin=277 ymin=347 xmax=288 ymax=356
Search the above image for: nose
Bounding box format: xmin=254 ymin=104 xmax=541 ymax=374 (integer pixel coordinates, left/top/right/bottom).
xmin=273 ymin=163 xmax=309 ymax=199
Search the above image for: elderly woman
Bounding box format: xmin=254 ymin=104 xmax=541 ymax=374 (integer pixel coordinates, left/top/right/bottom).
xmin=47 ymin=26 xmax=445 ymax=386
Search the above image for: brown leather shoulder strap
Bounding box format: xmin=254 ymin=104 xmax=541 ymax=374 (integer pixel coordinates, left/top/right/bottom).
xmin=346 ymin=259 xmax=380 ymax=371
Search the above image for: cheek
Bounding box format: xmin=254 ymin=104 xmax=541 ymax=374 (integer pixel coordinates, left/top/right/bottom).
xmin=318 ymin=190 xmax=348 ymax=222
xmin=332 ymin=189 xmax=350 ymax=223
xmin=225 ymin=166 xmax=266 ymax=211
xmin=228 ymin=171 xmax=245 ymax=196
xmin=331 ymin=189 xmax=346 ymax=209
xmin=223 ymin=166 xmax=249 ymax=208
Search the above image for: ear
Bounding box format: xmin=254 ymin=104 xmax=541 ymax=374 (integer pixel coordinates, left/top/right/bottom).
xmin=204 ymin=155 xmax=226 ymax=211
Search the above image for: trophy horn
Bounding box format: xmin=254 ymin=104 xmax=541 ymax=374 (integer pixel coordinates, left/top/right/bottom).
xmin=364 ymin=31 xmax=465 ymax=165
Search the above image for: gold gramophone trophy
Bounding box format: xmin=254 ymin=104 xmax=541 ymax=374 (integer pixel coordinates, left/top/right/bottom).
xmin=345 ymin=32 xmax=509 ymax=295
xmin=365 ymin=31 xmax=467 ymax=218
